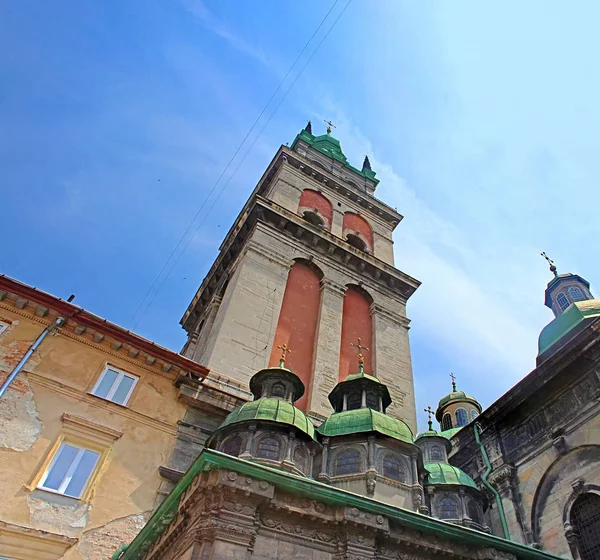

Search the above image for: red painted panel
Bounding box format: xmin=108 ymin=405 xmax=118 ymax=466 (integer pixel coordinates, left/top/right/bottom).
xmin=339 ymin=285 xmax=373 ymax=381
xmin=342 ymin=212 xmax=373 ymax=251
xmin=298 ymin=189 xmax=333 ymax=230
xmin=269 ymin=261 xmax=322 ymax=411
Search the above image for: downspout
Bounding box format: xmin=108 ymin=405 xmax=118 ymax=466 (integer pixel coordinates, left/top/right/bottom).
xmin=0 ymin=315 xmax=66 ymax=398
xmin=473 ymin=422 xmax=510 ymax=540
xmin=110 ymin=543 xmax=128 ymax=560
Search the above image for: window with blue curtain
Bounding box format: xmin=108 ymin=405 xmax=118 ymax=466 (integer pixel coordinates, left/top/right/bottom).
xmin=455 ymin=408 xmax=469 ymax=427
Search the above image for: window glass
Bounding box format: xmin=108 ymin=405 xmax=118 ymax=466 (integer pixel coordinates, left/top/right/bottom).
xmin=93 ymin=368 xmax=119 ymax=399
xmin=470 ymin=409 xmax=478 ymax=421
xmin=257 ymin=437 xmax=280 ymax=461
xmin=91 ymin=367 xmax=138 ymax=406
xmin=440 ymin=496 xmax=459 ymax=519
xmin=366 ymin=391 xmax=379 ymax=410
xmin=557 ymin=292 xmax=570 ymax=311
xmin=383 ymin=455 xmax=406 ymax=482
xmin=64 ymin=449 xmax=100 ymax=497
xmin=271 ymin=382 xmax=286 ymax=398
xmin=347 ymin=392 xmax=362 ymax=410
xmin=468 ymin=500 xmax=482 ymax=524
xmin=455 ymin=408 xmax=468 ymax=427
xmin=111 ymin=374 xmax=136 ymax=405
xmin=40 ymin=443 xmax=100 ymax=498
xmin=43 ymin=444 xmax=79 ymax=491
xmin=571 ymin=493 xmax=600 ymax=560
xmin=222 ymin=436 xmax=243 ymax=457
xmin=569 ymin=286 xmax=586 ymax=302
xmin=335 ymin=450 xmax=360 ymax=475
xmin=441 ymin=413 xmax=453 ymax=431
xmin=429 ymin=445 xmax=443 ymax=461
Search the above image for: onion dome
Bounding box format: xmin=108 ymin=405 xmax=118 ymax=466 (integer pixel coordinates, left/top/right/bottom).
xmin=435 ymin=375 xmax=482 ymax=433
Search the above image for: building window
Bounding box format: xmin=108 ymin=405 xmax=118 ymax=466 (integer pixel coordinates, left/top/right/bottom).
xmin=91 ymin=366 xmax=138 ymax=406
xmin=468 ymin=500 xmax=482 ymax=524
xmin=429 ymin=444 xmax=443 ymax=461
xmin=470 ymin=409 xmax=478 ymax=421
xmin=38 ymin=442 xmax=100 ymax=499
xmin=366 ymin=391 xmax=379 ymax=411
xmin=383 ymin=455 xmax=407 ymax=483
xmin=439 ymin=496 xmax=459 ymax=520
xmin=256 ymin=437 xmax=280 ymax=461
xmin=0 ymin=321 xmax=8 ymax=336
xmin=441 ymin=413 xmax=452 ymax=431
xmin=302 ymin=210 xmax=324 ymax=228
xmin=346 ymin=233 xmax=367 ymax=252
xmin=222 ymin=436 xmax=243 ymax=457
xmin=347 ymin=391 xmax=362 ymax=410
xmin=557 ymin=292 xmax=570 ymax=312
xmin=335 ymin=450 xmax=360 ymax=475
xmin=271 ymin=382 xmax=286 ymax=398
xmin=455 ymin=408 xmax=468 ymax=427
xmin=293 ymin=446 xmax=307 ymax=471
xmin=571 ymin=493 xmax=600 ymax=560
xmin=569 ymin=286 xmax=586 ymax=302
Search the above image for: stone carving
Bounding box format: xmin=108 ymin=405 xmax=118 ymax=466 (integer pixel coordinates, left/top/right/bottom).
xmin=261 ymin=515 xmax=337 ymax=543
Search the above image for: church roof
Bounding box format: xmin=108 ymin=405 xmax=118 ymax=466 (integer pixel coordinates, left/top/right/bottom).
xmin=544 ymin=273 xmax=591 ymax=307
xmin=219 ymin=397 xmax=316 ymax=440
xmin=436 ymin=391 xmax=481 ymax=421
xmin=538 ymin=298 xmax=600 ymax=357
xmin=440 ymin=427 xmax=462 ymax=439
xmin=317 ymin=408 xmax=413 ymax=443
xmin=424 ymin=461 xmax=478 ymax=489
xmin=291 ymin=128 xmax=379 ymax=185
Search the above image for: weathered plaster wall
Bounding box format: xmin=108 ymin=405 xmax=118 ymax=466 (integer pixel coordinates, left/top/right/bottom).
xmin=0 ymin=305 xmax=186 ymax=559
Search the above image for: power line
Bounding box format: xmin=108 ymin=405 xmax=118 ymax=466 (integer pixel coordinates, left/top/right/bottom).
xmin=130 ymin=0 xmax=352 ymax=330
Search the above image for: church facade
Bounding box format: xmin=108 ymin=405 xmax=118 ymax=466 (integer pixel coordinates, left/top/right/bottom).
xmin=0 ymin=123 xmax=598 ymax=559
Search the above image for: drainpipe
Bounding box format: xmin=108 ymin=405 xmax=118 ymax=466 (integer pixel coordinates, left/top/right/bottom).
xmin=0 ymin=315 xmax=66 ymax=398
xmin=110 ymin=543 xmax=128 ymax=560
xmin=473 ymin=422 xmax=510 ymax=540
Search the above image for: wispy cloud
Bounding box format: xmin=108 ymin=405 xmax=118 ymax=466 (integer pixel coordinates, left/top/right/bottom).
xmin=181 ymin=0 xmax=270 ymax=67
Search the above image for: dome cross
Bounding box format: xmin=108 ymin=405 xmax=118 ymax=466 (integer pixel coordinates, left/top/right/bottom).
xmin=277 ymin=343 xmax=291 ymax=368
xmin=450 ymin=372 xmax=457 ymax=392
xmin=351 ymin=337 xmax=369 ymax=373
xmin=424 ymin=405 xmax=435 ymax=431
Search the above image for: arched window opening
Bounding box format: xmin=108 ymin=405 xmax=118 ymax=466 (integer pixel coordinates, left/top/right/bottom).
xmin=456 ymin=408 xmax=469 ymax=427
xmin=335 ymin=450 xmax=360 ymax=475
xmin=302 ymin=210 xmax=324 ymax=228
xmin=470 ymin=409 xmax=478 ymax=421
xmin=429 ymin=445 xmax=443 ymax=461
xmin=557 ymin=292 xmax=570 ymax=312
xmin=467 ymin=500 xmax=482 ymax=525
xmin=346 ymin=233 xmax=368 ymax=252
xmin=571 ymin=493 xmax=600 ymax=560
xmin=383 ymin=455 xmax=407 ymax=483
xmin=441 ymin=413 xmax=453 ymax=431
xmin=222 ymin=436 xmax=243 ymax=457
xmin=569 ymin=286 xmax=586 ymax=302
xmin=342 ymin=212 xmax=373 ymax=253
xmin=439 ymin=496 xmax=459 ymax=520
xmin=257 ymin=437 xmax=280 ymax=461
xmin=347 ymin=391 xmax=362 ymax=410
xmin=366 ymin=391 xmax=379 ymax=411
xmin=293 ymin=446 xmax=307 ymax=471
xmin=271 ymin=382 xmax=286 ymax=398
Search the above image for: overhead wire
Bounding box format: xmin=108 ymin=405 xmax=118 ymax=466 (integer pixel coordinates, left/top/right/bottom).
xmin=129 ymin=0 xmax=352 ymax=331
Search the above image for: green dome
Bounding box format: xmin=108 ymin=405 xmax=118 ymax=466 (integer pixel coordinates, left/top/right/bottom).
xmin=220 ymin=397 xmax=316 ymax=440
xmin=538 ymin=299 xmax=600 ymax=357
xmin=424 ymin=461 xmax=477 ymax=489
xmin=438 ymin=391 xmax=478 ymax=409
xmin=317 ymin=408 xmax=413 ymax=444
xmin=344 ymin=372 xmax=380 ymax=384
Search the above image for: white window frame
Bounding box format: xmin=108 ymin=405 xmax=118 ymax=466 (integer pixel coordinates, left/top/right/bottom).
xmin=0 ymin=321 xmax=9 ymax=336
xmin=37 ymin=441 xmax=100 ymax=498
xmin=90 ymin=365 xmax=138 ymax=406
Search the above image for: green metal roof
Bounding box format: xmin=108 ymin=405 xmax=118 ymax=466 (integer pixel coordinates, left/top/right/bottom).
xmin=116 ymin=449 xmax=565 ymax=560
xmin=424 ymin=461 xmax=478 ymax=489
xmin=290 ymin=129 xmax=379 ymax=185
xmin=317 ymin=408 xmax=413 ymax=443
xmin=440 ymin=427 xmax=462 ymax=439
xmin=438 ymin=391 xmax=479 ymax=409
xmin=219 ymin=397 xmax=316 ymax=440
xmin=538 ymin=299 xmax=600 ymax=356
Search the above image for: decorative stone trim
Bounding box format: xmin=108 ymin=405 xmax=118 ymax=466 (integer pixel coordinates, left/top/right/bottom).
xmin=62 ymin=413 xmax=123 ymax=444
xmin=0 ymin=521 xmax=77 ymax=560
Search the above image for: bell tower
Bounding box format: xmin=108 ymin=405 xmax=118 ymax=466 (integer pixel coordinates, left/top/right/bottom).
xmin=180 ymin=121 xmax=421 ymax=431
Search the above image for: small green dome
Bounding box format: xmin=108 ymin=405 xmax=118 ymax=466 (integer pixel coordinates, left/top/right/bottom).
xmin=220 ymin=397 xmax=316 ymax=440
xmin=317 ymin=408 xmax=413 ymax=444
xmin=538 ymin=299 xmax=600 ymax=357
xmin=424 ymin=461 xmax=477 ymax=489
xmin=438 ymin=391 xmax=477 ymax=409
xmin=344 ymin=372 xmax=380 ymax=384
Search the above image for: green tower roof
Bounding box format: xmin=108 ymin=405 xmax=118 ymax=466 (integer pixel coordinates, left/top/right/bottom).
xmin=538 ymin=299 xmax=600 ymax=356
xmin=317 ymin=408 xmax=413 ymax=443
xmin=424 ymin=461 xmax=478 ymax=489
xmin=220 ymin=397 xmax=316 ymax=440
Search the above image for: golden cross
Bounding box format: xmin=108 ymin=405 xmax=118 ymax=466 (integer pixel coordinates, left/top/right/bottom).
xmin=277 ymin=343 xmax=291 ymax=368
xmin=351 ymin=337 xmax=369 ymax=373
xmin=450 ymin=372 xmax=457 ymax=392
xmin=324 ymin=119 xmax=336 ymax=134
xmin=424 ymin=406 xmax=435 ymax=431
xmin=541 ymin=251 xmax=558 ymax=277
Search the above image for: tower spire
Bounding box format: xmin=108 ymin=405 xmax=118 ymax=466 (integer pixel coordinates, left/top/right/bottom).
xmin=541 ymin=252 xmax=558 ymax=278
xmin=362 ymin=155 xmax=372 ymax=171
xmin=304 ymin=120 xmax=312 ymax=134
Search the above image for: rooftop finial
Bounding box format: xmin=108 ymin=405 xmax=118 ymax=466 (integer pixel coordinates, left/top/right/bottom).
xmin=351 ymin=337 xmax=369 ymax=374
xmin=305 ymin=120 xmax=312 ymax=134
xmin=362 ymin=155 xmax=372 ymax=171
xmin=324 ymin=119 xmax=336 ymax=135
xmin=450 ymin=372 xmax=457 ymax=392
xmin=541 ymin=251 xmax=558 ymax=278
xmin=277 ymin=343 xmax=291 ymax=368
xmin=424 ymin=405 xmax=435 ymax=431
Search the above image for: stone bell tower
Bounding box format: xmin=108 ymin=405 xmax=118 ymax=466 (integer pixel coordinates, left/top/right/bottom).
xmin=180 ymin=121 xmax=421 ymax=432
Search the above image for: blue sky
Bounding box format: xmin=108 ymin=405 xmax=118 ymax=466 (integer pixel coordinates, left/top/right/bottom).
xmin=2 ymin=1 xmax=599 ymax=432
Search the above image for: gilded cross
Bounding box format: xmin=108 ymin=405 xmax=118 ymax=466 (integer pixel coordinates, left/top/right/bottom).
xmin=351 ymin=337 xmax=369 ymax=373
xmin=277 ymin=343 xmax=291 ymax=368
xmin=324 ymin=119 xmax=336 ymax=134
xmin=450 ymin=372 xmax=457 ymax=392
xmin=424 ymin=406 xmax=435 ymax=431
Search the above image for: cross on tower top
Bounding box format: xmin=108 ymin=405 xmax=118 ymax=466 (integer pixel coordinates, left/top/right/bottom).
xmin=450 ymin=372 xmax=457 ymax=392
xmin=541 ymin=251 xmax=558 ymax=277
xmin=324 ymin=119 xmax=336 ymax=134
xmin=277 ymin=343 xmax=291 ymax=368
xmin=350 ymin=337 xmax=369 ymax=373
xmin=424 ymin=406 xmax=435 ymax=431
